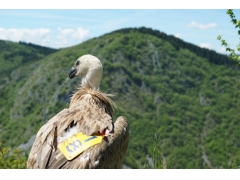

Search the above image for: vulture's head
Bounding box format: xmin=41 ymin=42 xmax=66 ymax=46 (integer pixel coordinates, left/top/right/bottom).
xmin=69 ymin=54 xmax=103 ymax=90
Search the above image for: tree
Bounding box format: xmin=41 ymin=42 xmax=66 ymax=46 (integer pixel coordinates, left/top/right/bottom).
xmin=217 ymin=9 xmax=240 ymax=65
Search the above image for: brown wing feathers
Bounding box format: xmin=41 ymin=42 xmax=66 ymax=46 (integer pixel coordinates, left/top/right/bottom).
xmin=47 ymin=116 xmax=129 ymax=169
xmin=27 ymin=86 xmax=129 ymax=169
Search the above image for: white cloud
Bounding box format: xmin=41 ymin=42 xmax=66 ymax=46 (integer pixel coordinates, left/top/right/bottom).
xmin=200 ymin=43 xmax=212 ymax=50
xmin=187 ymin=21 xmax=216 ymax=30
xmin=0 ymin=27 xmax=91 ymax=49
xmin=0 ymin=27 xmax=51 ymax=46
xmin=217 ymin=47 xmax=230 ymax=55
xmin=56 ymin=27 xmax=90 ymax=48
xmin=174 ymin=33 xmax=180 ymax=38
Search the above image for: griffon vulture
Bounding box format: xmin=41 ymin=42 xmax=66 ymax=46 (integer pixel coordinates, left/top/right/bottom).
xmin=27 ymin=54 xmax=129 ymax=169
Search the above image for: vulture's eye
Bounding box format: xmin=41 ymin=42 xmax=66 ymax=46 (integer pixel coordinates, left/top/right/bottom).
xmin=76 ymin=61 xmax=80 ymax=66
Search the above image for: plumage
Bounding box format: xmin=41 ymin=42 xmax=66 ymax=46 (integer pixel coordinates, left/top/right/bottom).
xmin=27 ymin=54 xmax=129 ymax=169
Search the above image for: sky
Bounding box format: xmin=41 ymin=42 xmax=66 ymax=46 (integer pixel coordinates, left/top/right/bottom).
xmin=1 ymin=1 xmax=240 ymax=55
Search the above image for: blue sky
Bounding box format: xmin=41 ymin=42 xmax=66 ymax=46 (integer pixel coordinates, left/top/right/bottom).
xmin=1 ymin=2 xmax=240 ymax=55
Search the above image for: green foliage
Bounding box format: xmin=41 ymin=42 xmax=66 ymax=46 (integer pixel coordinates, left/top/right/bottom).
xmin=0 ymin=40 xmax=58 ymax=77
xmin=217 ymin=9 xmax=240 ymax=64
xmin=0 ymin=142 xmax=27 ymax=169
xmin=132 ymin=127 xmax=176 ymax=169
xmin=18 ymin=41 xmax=57 ymax=55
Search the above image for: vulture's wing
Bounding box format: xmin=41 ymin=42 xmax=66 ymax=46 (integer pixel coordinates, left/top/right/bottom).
xmin=47 ymin=116 xmax=129 ymax=169
xmin=27 ymin=91 xmax=129 ymax=169
xmin=27 ymin=115 xmax=129 ymax=169
xmin=27 ymin=108 xmax=67 ymax=169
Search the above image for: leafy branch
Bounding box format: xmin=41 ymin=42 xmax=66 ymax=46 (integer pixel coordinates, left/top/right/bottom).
xmin=217 ymin=9 xmax=240 ymax=65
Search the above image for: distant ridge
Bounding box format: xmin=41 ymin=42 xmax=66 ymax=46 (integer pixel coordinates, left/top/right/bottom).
xmin=108 ymin=27 xmax=231 ymax=66
xmin=19 ymin=41 xmax=58 ymax=55
xmin=0 ymin=40 xmax=59 ymax=77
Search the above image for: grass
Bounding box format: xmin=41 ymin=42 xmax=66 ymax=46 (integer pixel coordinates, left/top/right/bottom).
xmin=133 ymin=127 xmax=176 ymax=169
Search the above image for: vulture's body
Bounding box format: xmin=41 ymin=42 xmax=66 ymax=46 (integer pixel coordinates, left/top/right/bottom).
xmin=27 ymin=55 xmax=129 ymax=169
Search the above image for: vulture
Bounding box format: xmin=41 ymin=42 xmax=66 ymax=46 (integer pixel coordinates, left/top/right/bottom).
xmin=27 ymin=54 xmax=129 ymax=169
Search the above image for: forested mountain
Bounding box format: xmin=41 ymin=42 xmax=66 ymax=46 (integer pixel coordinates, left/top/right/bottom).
xmin=0 ymin=40 xmax=57 ymax=76
xmin=0 ymin=27 xmax=240 ymax=169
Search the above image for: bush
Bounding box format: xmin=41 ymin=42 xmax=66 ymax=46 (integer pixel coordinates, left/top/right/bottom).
xmin=0 ymin=142 xmax=27 ymax=169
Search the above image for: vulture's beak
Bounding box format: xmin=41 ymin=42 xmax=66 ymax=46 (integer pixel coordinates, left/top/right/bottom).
xmin=69 ymin=67 xmax=77 ymax=79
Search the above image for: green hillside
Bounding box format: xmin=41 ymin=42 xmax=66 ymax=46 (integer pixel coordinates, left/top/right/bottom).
xmin=0 ymin=27 xmax=240 ymax=169
xmin=0 ymin=40 xmax=57 ymax=76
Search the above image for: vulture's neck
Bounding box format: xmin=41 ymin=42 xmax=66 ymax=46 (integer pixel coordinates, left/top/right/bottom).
xmin=81 ymin=77 xmax=99 ymax=90
xmin=81 ymin=69 xmax=102 ymax=90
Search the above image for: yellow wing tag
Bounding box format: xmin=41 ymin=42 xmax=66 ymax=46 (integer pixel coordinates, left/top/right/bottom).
xmin=58 ymin=132 xmax=103 ymax=160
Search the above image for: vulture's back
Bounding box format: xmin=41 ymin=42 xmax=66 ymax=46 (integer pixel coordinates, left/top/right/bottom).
xmin=27 ymin=87 xmax=129 ymax=169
